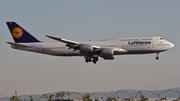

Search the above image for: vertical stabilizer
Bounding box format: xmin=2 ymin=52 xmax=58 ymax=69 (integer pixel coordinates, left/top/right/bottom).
xmin=6 ymin=22 xmax=40 ymax=43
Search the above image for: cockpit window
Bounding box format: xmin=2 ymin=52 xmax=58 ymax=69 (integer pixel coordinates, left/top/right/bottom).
xmin=160 ymin=38 xmax=164 ymax=40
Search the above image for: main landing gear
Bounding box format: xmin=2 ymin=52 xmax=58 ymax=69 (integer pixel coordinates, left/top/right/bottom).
xmin=156 ymin=52 xmax=159 ymax=60
xmin=85 ymin=56 xmax=98 ymax=64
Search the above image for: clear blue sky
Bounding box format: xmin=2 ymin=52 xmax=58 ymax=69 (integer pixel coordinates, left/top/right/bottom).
xmin=0 ymin=0 xmax=180 ymax=96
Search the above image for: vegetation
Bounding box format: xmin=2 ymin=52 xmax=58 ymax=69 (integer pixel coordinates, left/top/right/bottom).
xmin=10 ymin=95 xmax=21 ymax=101
xmin=107 ymin=96 xmax=117 ymax=101
xmin=29 ymin=95 xmax=34 ymax=101
xmin=81 ymin=93 xmax=91 ymax=101
xmin=3 ymin=90 xmax=180 ymax=101
xmin=55 ymin=91 xmax=70 ymax=101
xmin=130 ymin=97 xmax=134 ymax=101
xmin=138 ymin=93 xmax=147 ymax=101
xmin=42 ymin=94 xmax=55 ymax=101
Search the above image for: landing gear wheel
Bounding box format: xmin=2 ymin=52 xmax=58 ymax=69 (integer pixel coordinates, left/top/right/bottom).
xmin=95 ymin=58 xmax=98 ymax=61
xmin=85 ymin=58 xmax=92 ymax=63
xmin=84 ymin=55 xmax=98 ymax=64
xmin=85 ymin=59 xmax=89 ymax=63
xmin=92 ymin=59 xmax=97 ymax=64
xmin=88 ymin=58 xmax=91 ymax=62
xmin=156 ymin=57 xmax=159 ymax=60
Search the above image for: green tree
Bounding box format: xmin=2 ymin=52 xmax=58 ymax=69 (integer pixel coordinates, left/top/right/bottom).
xmin=81 ymin=93 xmax=91 ymax=101
xmin=139 ymin=93 xmax=147 ymax=101
xmin=94 ymin=98 xmax=99 ymax=101
xmin=55 ymin=91 xmax=70 ymax=101
xmin=42 ymin=94 xmax=54 ymax=101
xmin=176 ymin=98 xmax=180 ymax=101
xmin=48 ymin=94 xmax=54 ymax=101
xmin=107 ymin=95 xmax=117 ymax=101
xmin=10 ymin=95 xmax=22 ymax=101
xmin=29 ymin=95 xmax=34 ymax=101
xmin=130 ymin=97 xmax=134 ymax=101
xmin=42 ymin=94 xmax=48 ymax=101
xmin=107 ymin=97 xmax=112 ymax=101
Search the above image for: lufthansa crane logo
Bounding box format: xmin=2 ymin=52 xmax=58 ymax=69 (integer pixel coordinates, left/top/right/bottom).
xmin=12 ymin=27 xmax=23 ymax=39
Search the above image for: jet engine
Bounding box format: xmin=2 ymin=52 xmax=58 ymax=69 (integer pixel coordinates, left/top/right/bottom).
xmin=100 ymin=48 xmax=115 ymax=59
xmin=79 ymin=44 xmax=93 ymax=53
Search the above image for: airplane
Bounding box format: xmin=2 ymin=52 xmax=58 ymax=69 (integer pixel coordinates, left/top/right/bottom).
xmin=6 ymin=22 xmax=174 ymax=64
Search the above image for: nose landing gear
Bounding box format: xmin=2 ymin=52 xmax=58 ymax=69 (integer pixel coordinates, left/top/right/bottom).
xmin=156 ymin=53 xmax=159 ymax=60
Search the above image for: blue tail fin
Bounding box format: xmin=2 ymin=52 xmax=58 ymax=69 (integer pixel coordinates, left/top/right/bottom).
xmin=6 ymin=22 xmax=40 ymax=43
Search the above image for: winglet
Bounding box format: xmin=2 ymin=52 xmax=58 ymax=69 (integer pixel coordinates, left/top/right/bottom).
xmin=46 ymin=35 xmax=79 ymax=44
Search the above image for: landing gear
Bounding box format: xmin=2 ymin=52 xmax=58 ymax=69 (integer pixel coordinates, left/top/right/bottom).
xmin=156 ymin=57 xmax=159 ymax=60
xmin=84 ymin=56 xmax=98 ymax=64
xmin=85 ymin=58 xmax=89 ymax=63
xmin=85 ymin=58 xmax=91 ymax=63
xmin=92 ymin=59 xmax=97 ymax=64
xmin=92 ymin=57 xmax=98 ymax=64
xmin=156 ymin=53 xmax=159 ymax=60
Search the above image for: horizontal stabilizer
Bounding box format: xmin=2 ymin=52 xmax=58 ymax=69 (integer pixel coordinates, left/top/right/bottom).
xmin=6 ymin=42 xmax=31 ymax=48
xmin=46 ymin=35 xmax=79 ymax=45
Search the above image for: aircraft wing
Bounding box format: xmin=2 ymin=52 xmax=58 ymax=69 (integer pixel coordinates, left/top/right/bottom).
xmin=46 ymin=35 xmax=100 ymax=50
xmin=46 ymin=35 xmax=127 ymax=60
xmin=6 ymin=42 xmax=31 ymax=48
xmin=46 ymin=35 xmax=79 ymax=45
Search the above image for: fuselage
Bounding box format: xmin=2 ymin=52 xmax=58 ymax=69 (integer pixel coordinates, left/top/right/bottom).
xmin=11 ymin=37 xmax=174 ymax=56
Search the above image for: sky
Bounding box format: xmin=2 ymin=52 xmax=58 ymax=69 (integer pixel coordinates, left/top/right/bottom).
xmin=0 ymin=0 xmax=180 ymax=96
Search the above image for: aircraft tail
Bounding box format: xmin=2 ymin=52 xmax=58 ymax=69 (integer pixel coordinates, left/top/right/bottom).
xmin=6 ymin=22 xmax=40 ymax=43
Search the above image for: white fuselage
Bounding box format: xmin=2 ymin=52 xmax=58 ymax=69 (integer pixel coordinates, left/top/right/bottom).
xmin=11 ymin=37 xmax=174 ymax=57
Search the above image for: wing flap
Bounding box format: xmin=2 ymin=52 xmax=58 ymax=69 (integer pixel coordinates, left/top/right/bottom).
xmin=6 ymin=42 xmax=31 ymax=48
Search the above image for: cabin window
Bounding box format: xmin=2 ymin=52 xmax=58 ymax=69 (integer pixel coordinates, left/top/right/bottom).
xmin=160 ymin=38 xmax=164 ymax=40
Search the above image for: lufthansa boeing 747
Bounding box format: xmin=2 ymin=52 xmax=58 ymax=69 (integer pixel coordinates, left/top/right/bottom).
xmin=6 ymin=22 xmax=174 ymax=64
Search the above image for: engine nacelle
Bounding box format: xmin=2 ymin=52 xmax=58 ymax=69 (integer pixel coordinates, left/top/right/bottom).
xmin=103 ymin=56 xmax=114 ymax=60
xmin=100 ymin=48 xmax=114 ymax=56
xmin=79 ymin=44 xmax=93 ymax=53
xmin=100 ymin=48 xmax=115 ymax=60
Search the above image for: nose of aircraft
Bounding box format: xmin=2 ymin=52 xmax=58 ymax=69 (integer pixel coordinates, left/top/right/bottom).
xmin=170 ymin=43 xmax=174 ymax=48
xmin=169 ymin=42 xmax=174 ymax=49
